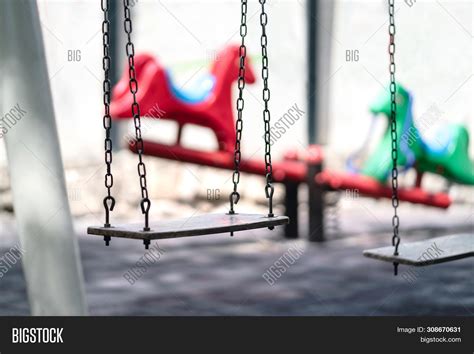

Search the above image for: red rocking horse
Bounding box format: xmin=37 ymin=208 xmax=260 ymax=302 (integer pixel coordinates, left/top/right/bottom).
xmin=111 ymin=44 xmax=254 ymax=153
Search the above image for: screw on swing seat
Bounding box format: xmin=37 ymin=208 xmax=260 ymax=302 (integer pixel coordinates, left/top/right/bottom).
xmin=228 ymin=191 xmax=239 ymax=237
xmin=141 ymin=198 xmax=151 ymax=232
xmin=103 ymin=196 xmax=115 ymax=225
xmin=102 ymin=196 xmax=115 ymax=247
xmin=265 ymin=181 xmax=275 ymax=230
xmin=104 ymin=236 xmax=111 ymax=246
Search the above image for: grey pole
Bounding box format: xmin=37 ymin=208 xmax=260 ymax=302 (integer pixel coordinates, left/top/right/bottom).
xmin=307 ymin=0 xmax=334 ymax=145
xmin=109 ymin=0 xmax=123 ymax=150
xmin=0 ymin=0 xmax=87 ymax=315
xmin=307 ymin=0 xmax=335 ymax=242
xmin=307 ymin=0 xmax=319 ymax=145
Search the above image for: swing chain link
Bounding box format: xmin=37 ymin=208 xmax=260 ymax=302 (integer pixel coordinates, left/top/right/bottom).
xmin=229 ymin=0 xmax=248 ymax=215
xmin=388 ymin=0 xmax=400 ymax=275
xmin=101 ymin=0 xmax=115 ymax=238
xmin=259 ymin=0 xmax=274 ymax=217
xmin=123 ymin=0 xmax=151 ymax=232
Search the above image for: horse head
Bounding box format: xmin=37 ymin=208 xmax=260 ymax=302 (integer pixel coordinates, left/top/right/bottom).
xmin=211 ymin=44 xmax=256 ymax=88
xmin=110 ymin=53 xmax=165 ymax=118
xmin=369 ymin=83 xmax=410 ymax=119
xmin=111 ymin=53 xmax=157 ymax=104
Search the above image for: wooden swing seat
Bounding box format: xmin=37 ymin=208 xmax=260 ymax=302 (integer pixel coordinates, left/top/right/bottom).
xmin=363 ymin=233 xmax=473 ymax=266
xmin=88 ymin=213 xmax=289 ymax=241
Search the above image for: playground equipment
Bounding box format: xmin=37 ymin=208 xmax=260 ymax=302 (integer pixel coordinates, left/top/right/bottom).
xmin=109 ymin=41 xmax=470 ymax=195
xmin=94 ymin=0 xmax=471 ymax=259
xmin=363 ymin=0 xmax=473 ymax=273
xmin=350 ymin=83 xmax=474 ymax=186
xmin=88 ymin=0 xmax=289 ymax=247
xmin=109 ymin=44 xmax=308 ymax=183
xmin=318 ymin=82 xmax=474 ymax=211
xmin=111 ymin=44 xmax=255 ymax=155
xmin=107 ymin=52 xmax=456 ymax=241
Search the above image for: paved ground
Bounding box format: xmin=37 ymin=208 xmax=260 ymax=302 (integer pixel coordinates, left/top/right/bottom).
xmin=0 ymin=198 xmax=472 ymax=316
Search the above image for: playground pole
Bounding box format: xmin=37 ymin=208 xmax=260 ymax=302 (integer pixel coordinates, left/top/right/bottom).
xmin=109 ymin=0 xmax=123 ymax=150
xmin=0 ymin=0 xmax=87 ymax=315
xmin=307 ymin=0 xmax=319 ymax=145
xmin=307 ymin=0 xmax=335 ymax=241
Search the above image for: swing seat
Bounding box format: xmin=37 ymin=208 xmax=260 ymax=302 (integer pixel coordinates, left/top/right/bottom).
xmin=88 ymin=213 xmax=289 ymax=241
xmin=363 ymin=234 xmax=473 ymax=266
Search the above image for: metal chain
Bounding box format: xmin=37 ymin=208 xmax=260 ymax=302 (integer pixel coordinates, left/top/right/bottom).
xmin=388 ymin=0 xmax=400 ymax=275
xmin=101 ymin=0 xmax=115 ymax=246
xmin=229 ymin=0 xmax=248 ymax=215
xmin=259 ymin=0 xmax=274 ymax=218
xmin=123 ymin=0 xmax=151 ymax=240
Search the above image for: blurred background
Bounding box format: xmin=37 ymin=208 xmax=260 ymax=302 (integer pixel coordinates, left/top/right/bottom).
xmin=0 ymin=0 xmax=472 ymax=315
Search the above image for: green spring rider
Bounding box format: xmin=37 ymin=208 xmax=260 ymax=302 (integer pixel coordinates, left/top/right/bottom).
xmin=351 ymin=83 xmax=474 ymax=187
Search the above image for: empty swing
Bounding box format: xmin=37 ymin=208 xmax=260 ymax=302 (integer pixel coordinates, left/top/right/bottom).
xmin=363 ymin=0 xmax=473 ymax=273
xmin=88 ymin=0 xmax=289 ymax=248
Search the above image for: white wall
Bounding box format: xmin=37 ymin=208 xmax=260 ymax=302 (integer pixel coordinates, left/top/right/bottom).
xmin=0 ymin=0 xmax=471 ymax=167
